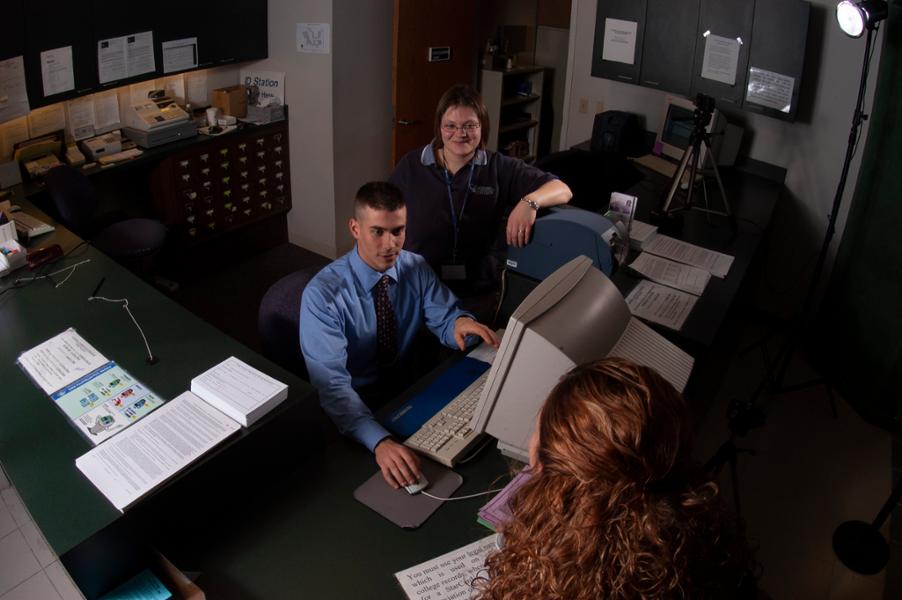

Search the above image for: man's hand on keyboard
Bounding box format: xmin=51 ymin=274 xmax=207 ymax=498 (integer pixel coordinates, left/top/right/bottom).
xmin=454 ymin=317 xmax=500 ymax=351
xmin=374 ymin=438 xmax=422 ymax=489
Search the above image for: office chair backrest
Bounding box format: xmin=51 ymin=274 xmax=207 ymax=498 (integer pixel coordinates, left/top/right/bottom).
xmin=43 ymin=164 xmax=98 ymax=237
xmin=258 ymin=265 xmax=324 ymax=381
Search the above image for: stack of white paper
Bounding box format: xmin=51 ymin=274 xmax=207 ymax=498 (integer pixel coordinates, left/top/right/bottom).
xmin=191 ymin=356 xmax=288 ymax=427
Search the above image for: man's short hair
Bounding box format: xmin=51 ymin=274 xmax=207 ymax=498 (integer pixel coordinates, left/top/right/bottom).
xmin=355 ymin=181 xmax=405 ymax=213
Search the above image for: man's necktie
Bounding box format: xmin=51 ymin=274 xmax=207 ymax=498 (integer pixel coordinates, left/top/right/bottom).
xmin=374 ymin=274 xmax=398 ymax=365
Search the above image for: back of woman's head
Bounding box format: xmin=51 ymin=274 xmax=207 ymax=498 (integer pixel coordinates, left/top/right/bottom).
xmin=538 ymin=358 xmax=691 ymax=493
xmin=477 ymin=358 xmax=750 ymax=600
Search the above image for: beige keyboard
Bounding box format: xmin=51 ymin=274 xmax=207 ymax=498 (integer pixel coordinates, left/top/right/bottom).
xmin=404 ymin=372 xmax=488 ymax=467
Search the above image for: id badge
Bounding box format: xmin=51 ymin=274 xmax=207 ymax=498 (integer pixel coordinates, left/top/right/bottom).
xmin=441 ymin=263 xmax=467 ymax=281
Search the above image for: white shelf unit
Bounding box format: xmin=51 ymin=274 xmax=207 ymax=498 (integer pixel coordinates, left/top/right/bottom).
xmin=479 ymin=66 xmax=544 ymax=162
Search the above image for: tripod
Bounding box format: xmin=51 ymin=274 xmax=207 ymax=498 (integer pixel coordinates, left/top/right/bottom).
xmin=661 ymin=94 xmax=733 ymax=220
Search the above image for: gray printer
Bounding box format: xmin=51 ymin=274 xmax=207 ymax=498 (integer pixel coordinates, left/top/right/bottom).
xmin=505 ymin=206 xmax=615 ymax=280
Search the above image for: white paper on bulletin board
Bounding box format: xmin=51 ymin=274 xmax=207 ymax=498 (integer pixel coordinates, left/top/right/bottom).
xmin=0 ymin=56 xmax=30 ymax=123
xmin=40 ymin=46 xmax=75 ymax=97
xmin=701 ymin=34 xmax=740 ymax=86
xmin=602 ymin=18 xmax=637 ymax=65
xmin=746 ymin=67 xmax=794 ymax=113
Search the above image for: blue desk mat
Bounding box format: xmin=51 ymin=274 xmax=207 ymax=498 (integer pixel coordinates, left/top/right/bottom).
xmin=381 ymin=357 xmax=490 ymax=438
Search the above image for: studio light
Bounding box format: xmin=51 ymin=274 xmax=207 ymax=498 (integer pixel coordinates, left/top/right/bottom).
xmin=836 ymin=0 xmax=888 ymax=37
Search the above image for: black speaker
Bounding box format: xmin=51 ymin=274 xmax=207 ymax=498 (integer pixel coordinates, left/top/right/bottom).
xmin=591 ymin=110 xmax=641 ymax=156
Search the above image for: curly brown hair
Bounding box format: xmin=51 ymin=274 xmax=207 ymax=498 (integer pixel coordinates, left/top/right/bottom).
xmin=475 ymin=358 xmax=751 ymax=600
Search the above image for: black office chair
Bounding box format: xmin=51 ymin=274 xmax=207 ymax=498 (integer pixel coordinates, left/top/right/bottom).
xmin=535 ymin=149 xmax=643 ymax=212
xmin=258 ymin=265 xmax=324 ymax=381
xmin=43 ymin=165 xmax=167 ymax=264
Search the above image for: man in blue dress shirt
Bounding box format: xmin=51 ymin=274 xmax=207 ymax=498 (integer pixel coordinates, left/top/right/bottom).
xmin=301 ymin=182 xmax=499 ymax=488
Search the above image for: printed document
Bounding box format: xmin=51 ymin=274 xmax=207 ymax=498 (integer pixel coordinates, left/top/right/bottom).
xmin=75 ymin=391 xmax=241 ymax=512
xmin=395 ymin=535 xmax=498 ymax=600
xmin=602 ymin=18 xmax=638 ymax=65
xmin=642 ymin=234 xmax=734 ymax=278
xmin=701 ymin=34 xmax=740 ymax=86
xmin=17 ymin=328 xmax=108 ymax=395
xmin=629 ymin=253 xmax=710 ymax=296
xmin=190 ymin=357 xmax=288 ymax=427
xmin=39 ymin=46 xmax=75 ymax=96
xmin=626 ymin=280 xmax=698 ymax=332
xmin=0 ymin=56 xmax=30 ymax=123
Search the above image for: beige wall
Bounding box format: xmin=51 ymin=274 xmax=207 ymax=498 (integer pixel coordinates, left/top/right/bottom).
xmin=561 ymin=0 xmax=884 ymax=313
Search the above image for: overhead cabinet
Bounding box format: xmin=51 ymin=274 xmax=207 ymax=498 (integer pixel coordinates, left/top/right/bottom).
xmin=591 ymin=0 xmax=809 ymax=121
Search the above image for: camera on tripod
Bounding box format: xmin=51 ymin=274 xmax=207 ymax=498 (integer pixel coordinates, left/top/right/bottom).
xmin=693 ymin=93 xmax=716 ymax=131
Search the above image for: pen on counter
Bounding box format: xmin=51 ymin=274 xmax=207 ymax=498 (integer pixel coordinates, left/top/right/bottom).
xmin=91 ymin=277 xmax=105 ymax=297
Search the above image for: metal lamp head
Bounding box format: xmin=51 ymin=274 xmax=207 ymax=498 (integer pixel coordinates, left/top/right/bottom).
xmin=836 ymin=0 xmax=888 ymax=37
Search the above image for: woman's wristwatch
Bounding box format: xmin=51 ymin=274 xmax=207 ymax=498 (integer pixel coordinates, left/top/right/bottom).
xmin=521 ymin=197 xmax=540 ymax=211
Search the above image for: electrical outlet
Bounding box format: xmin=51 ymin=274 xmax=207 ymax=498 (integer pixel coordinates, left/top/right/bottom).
xmin=596 ymin=101 xmax=605 ymax=114
xmin=578 ymin=98 xmax=589 ymax=114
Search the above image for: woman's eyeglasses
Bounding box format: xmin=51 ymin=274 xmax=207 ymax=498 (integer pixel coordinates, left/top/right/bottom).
xmin=441 ymin=122 xmax=481 ymax=134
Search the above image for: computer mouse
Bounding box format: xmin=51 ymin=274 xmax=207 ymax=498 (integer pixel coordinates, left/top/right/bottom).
xmin=404 ymin=475 xmax=429 ymax=495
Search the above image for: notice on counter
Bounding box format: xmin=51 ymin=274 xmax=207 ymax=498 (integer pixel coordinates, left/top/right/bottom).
xmin=92 ymin=90 xmax=120 ymax=133
xmin=395 ymin=535 xmax=497 ymax=600
xmin=642 ymin=234 xmax=734 ymax=279
xmin=701 ymin=34 xmax=740 ymax=86
xmin=66 ymin=96 xmax=95 ymax=140
xmin=17 ymin=328 xmax=109 ymax=396
xmin=27 ymin=104 xmax=66 ymax=138
xmin=629 ymin=253 xmax=710 ymax=296
xmin=0 ymin=56 xmax=30 ymax=123
xmin=0 ymin=116 xmax=29 ymax=160
xmin=626 ymin=280 xmax=698 ymax=331
xmin=602 ymin=18 xmax=637 ymax=65
xmin=40 ymin=46 xmax=75 ymax=97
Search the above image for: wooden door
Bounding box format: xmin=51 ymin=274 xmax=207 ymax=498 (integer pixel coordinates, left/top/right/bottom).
xmin=392 ymin=0 xmax=479 ymax=165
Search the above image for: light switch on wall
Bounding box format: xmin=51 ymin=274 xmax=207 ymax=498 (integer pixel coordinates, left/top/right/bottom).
xmin=578 ymin=98 xmax=589 ymax=113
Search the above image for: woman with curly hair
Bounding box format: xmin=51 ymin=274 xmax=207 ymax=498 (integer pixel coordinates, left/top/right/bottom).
xmin=475 ymin=358 xmax=754 ymax=600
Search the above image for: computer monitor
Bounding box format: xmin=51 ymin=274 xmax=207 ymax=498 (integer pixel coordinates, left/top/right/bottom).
xmin=656 ymin=94 xmax=741 ymax=168
xmin=469 ymin=255 xmax=693 ymax=463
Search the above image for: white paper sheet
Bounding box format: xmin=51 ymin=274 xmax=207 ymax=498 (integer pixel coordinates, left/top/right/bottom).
xmin=40 ymin=46 xmax=75 ymax=96
xmin=746 ymin=67 xmax=794 ymax=113
xmin=629 ymin=253 xmax=711 ymax=296
xmin=66 ymin=97 xmax=95 ymax=140
xmin=0 ymin=116 xmax=29 ymax=160
xmin=75 ymin=391 xmax=241 ymax=511
xmin=27 ymin=104 xmax=66 ymax=137
xmin=602 ymin=18 xmax=638 ymax=65
xmin=296 ymin=23 xmax=331 ymax=54
xmin=0 ymin=56 xmax=30 ymax=123
xmin=92 ymin=90 xmax=121 ymax=132
xmin=701 ymin=34 xmax=740 ymax=86
xmin=185 ymin=71 xmax=208 ymax=106
xmin=162 ymin=37 xmax=198 ymax=74
xmin=239 ymin=69 xmax=284 ymax=106
xmin=190 ymin=357 xmax=287 ymax=426
xmin=626 ymin=280 xmax=698 ymax=331
xmin=17 ymin=328 xmax=109 ymax=395
xmin=162 ymin=75 xmax=186 ymax=104
xmin=126 ymin=31 xmax=155 ymax=78
xmin=98 ymin=37 xmax=127 ymax=84
xmin=395 ymin=535 xmax=498 ymax=600
xmin=642 ymin=234 xmax=734 ymax=278
xmin=629 ymin=220 xmax=658 ymax=249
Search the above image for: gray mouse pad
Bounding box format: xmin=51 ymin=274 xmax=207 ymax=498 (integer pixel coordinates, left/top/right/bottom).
xmin=353 ymin=459 xmax=463 ymax=529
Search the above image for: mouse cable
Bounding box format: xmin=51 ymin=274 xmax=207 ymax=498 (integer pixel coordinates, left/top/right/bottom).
xmin=421 ymin=487 xmax=505 ymax=502
xmin=88 ymin=294 xmax=158 ymax=364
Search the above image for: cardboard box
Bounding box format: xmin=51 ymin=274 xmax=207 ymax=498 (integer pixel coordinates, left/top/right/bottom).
xmin=212 ymin=85 xmax=247 ymax=118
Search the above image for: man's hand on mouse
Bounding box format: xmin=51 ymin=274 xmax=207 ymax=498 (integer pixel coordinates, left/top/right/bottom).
xmin=374 ymin=437 xmax=422 ymax=489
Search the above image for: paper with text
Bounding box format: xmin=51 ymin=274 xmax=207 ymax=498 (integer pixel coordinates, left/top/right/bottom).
xmin=17 ymin=328 xmax=108 ymax=395
xmin=162 ymin=38 xmax=198 ymax=74
xmin=395 ymin=535 xmax=498 ymax=600
xmin=642 ymin=234 xmax=733 ymax=278
xmin=0 ymin=116 xmax=29 ymax=160
xmin=629 ymin=253 xmax=710 ymax=296
xmin=628 ymin=220 xmax=659 ymax=250
xmin=0 ymin=56 xmax=30 ymax=123
xmin=66 ymin=97 xmax=95 ymax=140
xmin=40 ymin=46 xmax=74 ymax=96
xmin=27 ymin=104 xmax=66 ymax=138
xmin=626 ymin=280 xmax=698 ymax=332
xmin=746 ymin=67 xmax=794 ymax=113
xmin=75 ymin=391 xmax=241 ymax=511
xmin=701 ymin=34 xmax=740 ymax=86
xmin=191 ymin=357 xmax=287 ymax=427
xmin=602 ymin=18 xmax=638 ymax=65
xmin=92 ymin=90 xmax=120 ymax=132
xmin=126 ymin=31 xmax=155 ymax=78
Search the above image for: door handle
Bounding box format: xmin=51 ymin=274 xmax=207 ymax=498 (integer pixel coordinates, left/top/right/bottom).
xmin=397 ymin=119 xmax=420 ymax=126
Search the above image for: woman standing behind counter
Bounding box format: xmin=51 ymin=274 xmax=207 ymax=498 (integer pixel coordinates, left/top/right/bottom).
xmin=389 ymin=84 xmax=571 ymax=316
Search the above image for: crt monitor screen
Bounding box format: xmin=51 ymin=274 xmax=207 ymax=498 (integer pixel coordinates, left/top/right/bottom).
xmin=661 ymin=104 xmax=695 ymax=151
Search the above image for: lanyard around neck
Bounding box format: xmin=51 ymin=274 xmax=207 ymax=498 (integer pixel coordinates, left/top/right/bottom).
xmin=444 ymin=162 xmax=476 ymax=262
